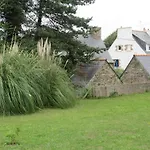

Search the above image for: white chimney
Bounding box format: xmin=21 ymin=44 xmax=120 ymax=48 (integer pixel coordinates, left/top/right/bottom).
xmin=117 ymin=27 xmax=132 ymax=39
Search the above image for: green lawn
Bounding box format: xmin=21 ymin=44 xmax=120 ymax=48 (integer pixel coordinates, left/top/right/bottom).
xmin=1 ymin=93 xmax=150 ymax=150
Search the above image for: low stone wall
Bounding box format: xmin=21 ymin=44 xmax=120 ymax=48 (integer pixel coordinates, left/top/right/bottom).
xmin=92 ymin=83 xmax=150 ymax=97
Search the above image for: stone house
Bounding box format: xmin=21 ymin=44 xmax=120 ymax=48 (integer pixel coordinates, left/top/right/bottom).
xmin=108 ymin=27 xmax=150 ymax=69
xmin=72 ymin=59 xmax=121 ymax=88
xmin=121 ymin=55 xmax=150 ymax=84
xmin=72 ymin=55 xmax=150 ymax=97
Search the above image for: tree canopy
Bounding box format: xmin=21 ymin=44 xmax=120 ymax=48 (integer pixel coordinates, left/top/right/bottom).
xmin=0 ymin=0 xmax=105 ymax=71
xmin=104 ymin=30 xmax=117 ymax=49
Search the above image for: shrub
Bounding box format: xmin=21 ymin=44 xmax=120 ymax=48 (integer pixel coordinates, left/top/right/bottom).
xmin=0 ymin=40 xmax=76 ymax=115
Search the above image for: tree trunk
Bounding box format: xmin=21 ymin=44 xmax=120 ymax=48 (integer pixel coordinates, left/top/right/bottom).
xmin=35 ymin=0 xmax=43 ymax=40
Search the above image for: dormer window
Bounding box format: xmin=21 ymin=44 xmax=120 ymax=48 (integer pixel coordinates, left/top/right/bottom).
xmin=116 ymin=45 xmax=123 ymax=51
xmin=125 ymin=44 xmax=133 ymax=51
xmin=146 ymin=45 xmax=150 ymax=51
xmin=118 ymin=46 xmax=122 ymax=50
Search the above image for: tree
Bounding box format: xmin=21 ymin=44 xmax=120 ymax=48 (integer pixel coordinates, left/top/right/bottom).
xmin=0 ymin=0 xmax=31 ymax=42
xmin=30 ymin=1 xmax=101 ymax=67
xmin=104 ymin=30 xmax=117 ymax=49
xmin=0 ymin=0 xmax=104 ymax=71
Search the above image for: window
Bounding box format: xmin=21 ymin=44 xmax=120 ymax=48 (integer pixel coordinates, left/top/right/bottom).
xmin=124 ymin=44 xmax=133 ymax=51
xmin=116 ymin=45 xmax=123 ymax=51
xmin=115 ymin=45 xmax=123 ymax=51
xmin=118 ymin=46 xmax=122 ymax=50
xmin=114 ymin=59 xmax=119 ymax=68
xmin=146 ymin=45 xmax=150 ymax=51
xmin=125 ymin=45 xmax=132 ymax=51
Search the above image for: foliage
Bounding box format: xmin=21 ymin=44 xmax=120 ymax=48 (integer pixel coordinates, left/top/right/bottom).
xmin=4 ymin=128 xmax=20 ymax=145
xmin=29 ymin=0 xmax=101 ymax=70
xmin=0 ymin=0 xmax=104 ymax=71
xmin=104 ymin=30 xmax=117 ymax=48
xmin=0 ymin=0 xmax=31 ymax=41
xmin=0 ymin=40 xmax=76 ymax=115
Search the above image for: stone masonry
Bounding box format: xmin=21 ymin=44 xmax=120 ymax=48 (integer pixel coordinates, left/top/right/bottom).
xmin=121 ymin=57 xmax=150 ymax=84
xmin=89 ymin=61 xmax=121 ymax=87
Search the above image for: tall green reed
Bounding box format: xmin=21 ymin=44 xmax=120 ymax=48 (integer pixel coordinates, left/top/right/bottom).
xmin=0 ymin=40 xmax=76 ymax=115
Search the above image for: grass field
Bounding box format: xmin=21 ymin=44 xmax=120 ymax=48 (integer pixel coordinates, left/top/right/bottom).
xmin=1 ymin=93 xmax=150 ymax=150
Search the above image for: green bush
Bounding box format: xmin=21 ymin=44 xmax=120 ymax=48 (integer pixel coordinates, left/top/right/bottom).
xmin=0 ymin=41 xmax=76 ymax=115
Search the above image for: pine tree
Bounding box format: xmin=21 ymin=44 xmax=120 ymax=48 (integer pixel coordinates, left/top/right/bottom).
xmin=0 ymin=0 xmax=31 ymax=41
xmin=0 ymin=0 xmax=104 ymax=71
xmin=30 ymin=0 xmax=102 ymax=70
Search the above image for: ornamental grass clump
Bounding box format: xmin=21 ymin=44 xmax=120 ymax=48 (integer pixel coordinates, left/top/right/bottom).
xmin=0 ymin=40 xmax=76 ymax=115
xmin=37 ymin=39 xmax=76 ymax=108
xmin=0 ymin=45 xmax=42 ymax=115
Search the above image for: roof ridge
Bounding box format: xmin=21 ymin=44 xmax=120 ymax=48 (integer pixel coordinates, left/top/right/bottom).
xmin=134 ymin=54 xmax=150 ymax=56
xmin=92 ymin=58 xmax=107 ymax=61
xmin=132 ymin=30 xmax=145 ymax=32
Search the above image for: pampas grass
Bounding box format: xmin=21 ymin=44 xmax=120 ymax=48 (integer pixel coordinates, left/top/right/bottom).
xmin=0 ymin=40 xmax=76 ymax=115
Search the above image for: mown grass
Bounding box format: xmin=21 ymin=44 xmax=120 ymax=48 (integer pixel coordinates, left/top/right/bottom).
xmin=1 ymin=93 xmax=150 ymax=150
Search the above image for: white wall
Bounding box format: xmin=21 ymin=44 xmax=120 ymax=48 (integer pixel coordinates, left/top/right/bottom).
xmin=117 ymin=27 xmax=133 ymax=40
xmin=109 ymin=35 xmax=146 ymax=69
xmin=146 ymin=44 xmax=150 ymax=52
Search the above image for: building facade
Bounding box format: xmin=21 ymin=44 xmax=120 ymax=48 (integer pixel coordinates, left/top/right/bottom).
xmin=108 ymin=27 xmax=150 ymax=69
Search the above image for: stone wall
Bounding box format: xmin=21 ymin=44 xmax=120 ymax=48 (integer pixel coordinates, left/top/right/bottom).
xmin=90 ymin=57 xmax=150 ymax=97
xmin=121 ymin=57 xmax=150 ymax=84
xmin=89 ymin=62 xmax=121 ymax=87
xmin=92 ymin=83 xmax=150 ymax=97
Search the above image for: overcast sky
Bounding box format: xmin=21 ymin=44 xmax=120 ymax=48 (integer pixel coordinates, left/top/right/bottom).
xmin=77 ymin=0 xmax=150 ymax=39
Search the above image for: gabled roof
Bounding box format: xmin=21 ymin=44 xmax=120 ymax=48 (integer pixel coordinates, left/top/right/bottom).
xmin=77 ymin=35 xmax=113 ymax=62
xmin=132 ymin=30 xmax=150 ymax=45
xmin=120 ymin=55 xmax=150 ymax=79
xmin=71 ymin=60 xmax=106 ymax=87
xmin=132 ymin=30 xmax=150 ymax=52
xmin=93 ymin=50 xmax=113 ymax=63
xmin=78 ymin=35 xmax=106 ymax=49
xmin=135 ymin=55 xmax=150 ymax=75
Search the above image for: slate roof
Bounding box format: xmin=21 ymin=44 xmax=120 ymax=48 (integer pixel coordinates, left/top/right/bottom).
xmin=132 ymin=30 xmax=150 ymax=51
xmin=93 ymin=50 xmax=113 ymax=62
xmin=132 ymin=31 xmax=150 ymax=45
xmin=78 ymin=35 xmax=106 ymax=49
xmin=71 ymin=60 xmax=105 ymax=87
xmin=135 ymin=55 xmax=150 ymax=75
xmin=77 ymin=35 xmax=114 ymax=62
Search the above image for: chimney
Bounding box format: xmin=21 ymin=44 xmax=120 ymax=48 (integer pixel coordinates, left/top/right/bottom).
xmin=91 ymin=27 xmax=101 ymax=40
xmin=117 ymin=27 xmax=132 ymax=39
xmin=146 ymin=29 xmax=150 ymax=36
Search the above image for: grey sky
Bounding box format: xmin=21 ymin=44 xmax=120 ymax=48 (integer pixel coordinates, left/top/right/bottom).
xmin=77 ymin=0 xmax=150 ymax=39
